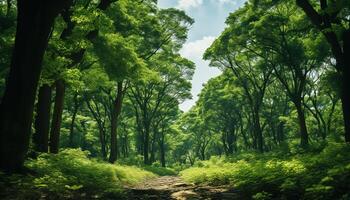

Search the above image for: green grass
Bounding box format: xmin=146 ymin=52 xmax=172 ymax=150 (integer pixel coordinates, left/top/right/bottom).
xmin=180 ymin=143 xmax=350 ymax=199
xmin=117 ymin=155 xmax=178 ymax=176
xmin=0 ymin=149 xmax=156 ymax=199
xmin=143 ymin=165 xmax=177 ymax=176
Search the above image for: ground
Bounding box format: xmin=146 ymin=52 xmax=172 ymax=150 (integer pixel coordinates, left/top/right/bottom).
xmin=126 ymin=176 xmax=239 ymax=200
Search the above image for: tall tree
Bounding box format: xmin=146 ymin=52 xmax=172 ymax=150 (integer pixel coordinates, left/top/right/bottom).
xmin=0 ymin=0 xmax=72 ymax=172
xmin=295 ymin=0 xmax=350 ymax=142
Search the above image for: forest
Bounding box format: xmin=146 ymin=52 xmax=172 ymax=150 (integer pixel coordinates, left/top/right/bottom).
xmin=0 ymin=0 xmax=350 ymax=199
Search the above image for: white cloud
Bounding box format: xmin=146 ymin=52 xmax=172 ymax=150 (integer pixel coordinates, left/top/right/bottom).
xmin=179 ymin=36 xmax=221 ymax=111
xmin=177 ymin=0 xmax=203 ymax=10
xmin=180 ymin=36 xmax=216 ymax=61
xmin=210 ymin=0 xmax=237 ymax=6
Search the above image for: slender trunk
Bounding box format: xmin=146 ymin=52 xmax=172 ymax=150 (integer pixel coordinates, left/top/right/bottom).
xmin=254 ymin=111 xmax=264 ymax=152
xmin=222 ymin=132 xmax=228 ymax=155
xmin=160 ymin=133 xmax=165 ymax=167
xmin=150 ymin=130 xmax=157 ymax=164
xmin=121 ymin=133 xmax=128 ymax=158
xmin=150 ymin=141 xmax=156 ymax=164
xmin=69 ymin=93 xmax=79 ymax=147
xmin=341 ymin=30 xmax=350 ymax=142
xmin=125 ymin=134 xmax=129 ymax=157
xmin=0 ymin=1 xmax=69 ymax=171
xmin=109 ymin=82 xmax=124 ymax=163
xmin=226 ymin=129 xmax=235 ymax=155
xmin=49 ymin=79 xmax=66 ymax=154
xmin=240 ymin=118 xmax=249 ymax=149
xmin=277 ymin=121 xmax=285 ymax=143
xmin=33 ymin=84 xmax=52 ymax=153
xmin=200 ymin=146 xmax=205 ymax=160
xmin=99 ymin=129 xmax=107 ymax=159
xmin=135 ymin=112 xmax=144 ymax=155
xmin=294 ymin=100 xmax=309 ymax=147
xmin=143 ymin=126 xmax=150 ymax=165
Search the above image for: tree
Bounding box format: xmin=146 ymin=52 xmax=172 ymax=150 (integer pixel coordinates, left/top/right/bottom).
xmin=0 ymin=0 xmax=72 ymax=172
xmin=129 ymin=52 xmax=194 ymax=164
xmin=296 ymin=0 xmax=350 ymax=142
xmin=197 ymin=73 xmax=243 ymax=155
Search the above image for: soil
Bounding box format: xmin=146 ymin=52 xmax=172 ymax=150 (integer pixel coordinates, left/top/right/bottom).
xmin=125 ymin=176 xmax=240 ymax=200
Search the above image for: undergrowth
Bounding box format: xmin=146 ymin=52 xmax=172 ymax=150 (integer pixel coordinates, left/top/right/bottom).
xmin=0 ymin=149 xmax=156 ymax=199
xmin=180 ymin=142 xmax=350 ymax=200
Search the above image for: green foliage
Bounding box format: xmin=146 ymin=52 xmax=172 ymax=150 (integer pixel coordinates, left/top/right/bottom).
xmin=180 ymin=143 xmax=350 ymax=199
xmin=0 ymin=149 xmax=156 ymax=199
xmin=143 ymin=165 xmax=177 ymax=176
xmin=117 ymin=156 xmax=177 ymax=175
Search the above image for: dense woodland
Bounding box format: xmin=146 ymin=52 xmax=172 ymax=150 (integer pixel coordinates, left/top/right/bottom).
xmin=0 ymin=0 xmax=350 ymax=199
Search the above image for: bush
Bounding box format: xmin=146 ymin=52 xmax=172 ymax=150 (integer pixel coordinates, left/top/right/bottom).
xmin=143 ymin=165 xmax=177 ymax=176
xmin=0 ymin=149 xmax=156 ymax=199
xmin=180 ymin=143 xmax=350 ymax=199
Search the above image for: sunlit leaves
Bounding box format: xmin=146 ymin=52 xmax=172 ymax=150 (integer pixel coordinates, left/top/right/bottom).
xmin=93 ymin=33 xmax=145 ymax=81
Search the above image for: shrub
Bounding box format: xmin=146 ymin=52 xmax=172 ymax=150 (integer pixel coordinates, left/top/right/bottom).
xmin=180 ymin=143 xmax=350 ymax=199
xmin=1 ymin=149 xmax=156 ymax=199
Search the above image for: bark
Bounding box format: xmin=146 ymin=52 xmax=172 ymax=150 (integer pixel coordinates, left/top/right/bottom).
xmin=200 ymin=146 xmax=205 ymax=160
xmin=109 ymin=82 xmax=124 ymax=163
xmin=159 ymin=133 xmax=166 ymax=167
xmin=294 ymin=100 xmax=309 ymax=147
xmin=99 ymin=129 xmax=107 ymax=159
xmin=277 ymin=122 xmax=285 ymax=143
xmin=33 ymin=84 xmax=52 ymax=153
xmin=225 ymin=127 xmax=235 ymax=155
xmin=143 ymin=126 xmax=150 ymax=165
xmin=341 ymin=30 xmax=350 ymax=142
xmin=49 ymin=79 xmax=66 ymax=154
xmin=69 ymin=93 xmax=79 ymax=147
xmin=0 ymin=0 xmax=70 ymax=172
xmin=120 ymin=131 xmax=129 ymax=158
xmin=150 ymin=130 xmax=157 ymax=164
xmin=150 ymin=141 xmax=156 ymax=164
xmin=254 ymin=110 xmax=264 ymax=152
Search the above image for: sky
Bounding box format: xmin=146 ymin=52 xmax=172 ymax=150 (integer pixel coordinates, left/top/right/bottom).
xmin=157 ymin=0 xmax=246 ymax=112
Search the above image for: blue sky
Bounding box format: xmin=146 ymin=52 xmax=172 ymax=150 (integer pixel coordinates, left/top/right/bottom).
xmin=158 ymin=0 xmax=246 ymax=111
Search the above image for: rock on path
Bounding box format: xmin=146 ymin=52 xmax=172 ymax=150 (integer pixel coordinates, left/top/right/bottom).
xmin=125 ymin=176 xmax=239 ymax=200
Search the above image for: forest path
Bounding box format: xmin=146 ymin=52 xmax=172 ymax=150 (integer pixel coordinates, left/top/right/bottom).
xmin=125 ymin=176 xmax=239 ymax=200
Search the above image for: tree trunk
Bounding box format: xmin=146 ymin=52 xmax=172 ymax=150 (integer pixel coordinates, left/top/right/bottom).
xmin=160 ymin=133 xmax=166 ymax=167
xmin=341 ymin=30 xmax=350 ymax=142
xmin=99 ymin=129 xmax=107 ymax=159
xmin=69 ymin=93 xmax=79 ymax=147
xmin=150 ymin=130 xmax=157 ymax=164
xmin=277 ymin=122 xmax=285 ymax=143
xmin=143 ymin=127 xmax=150 ymax=165
xmin=200 ymin=146 xmax=205 ymax=160
xmin=33 ymin=84 xmax=52 ymax=153
xmin=226 ymin=129 xmax=235 ymax=155
xmin=0 ymin=0 xmax=70 ymax=172
xmin=296 ymin=1 xmax=350 ymax=143
xmin=109 ymin=82 xmax=124 ymax=163
xmin=253 ymin=110 xmax=264 ymax=152
xmin=49 ymin=79 xmax=66 ymax=154
xmin=150 ymin=140 xmax=156 ymax=164
xmin=294 ymin=100 xmax=309 ymax=147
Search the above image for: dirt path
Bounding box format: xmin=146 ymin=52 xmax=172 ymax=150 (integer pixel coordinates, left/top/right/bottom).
xmin=125 ymin=176 xmax=239 ymax=200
